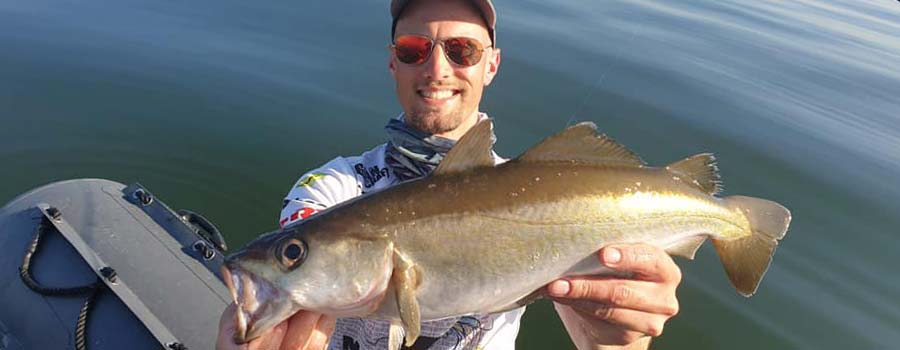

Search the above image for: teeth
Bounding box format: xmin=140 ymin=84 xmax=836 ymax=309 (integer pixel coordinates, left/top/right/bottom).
xmin=420 ymin=90 xmax=456 ymax=99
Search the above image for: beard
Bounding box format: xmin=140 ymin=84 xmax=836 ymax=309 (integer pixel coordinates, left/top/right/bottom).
xmin=404 ymin=105 xmax=470 ymax=135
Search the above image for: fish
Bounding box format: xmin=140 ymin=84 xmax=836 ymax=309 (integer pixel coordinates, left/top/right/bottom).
xmin=221 ymin=119 xmax=791 ymax=348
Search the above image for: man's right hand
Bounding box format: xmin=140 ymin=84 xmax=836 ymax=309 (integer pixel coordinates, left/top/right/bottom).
xmin=216 ymin=303 xmax=336 ymax=350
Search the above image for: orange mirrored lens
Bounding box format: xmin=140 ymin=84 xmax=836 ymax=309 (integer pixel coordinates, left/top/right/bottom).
xmin=444 ymin=37 xmax=483 ymax=67
xmin=394 ymin=35 xmax=433 ymax=65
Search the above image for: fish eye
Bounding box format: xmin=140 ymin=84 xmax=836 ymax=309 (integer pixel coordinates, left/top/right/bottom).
xmin=278 ymin=238 xmax=307 ymax=269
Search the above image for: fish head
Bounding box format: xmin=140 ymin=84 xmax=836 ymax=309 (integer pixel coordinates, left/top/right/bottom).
xmin=222 ymin=224 xmax=394 ymax=343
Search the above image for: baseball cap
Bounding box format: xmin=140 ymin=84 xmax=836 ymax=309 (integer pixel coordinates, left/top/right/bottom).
xmin=390 ymin=0 xmax=497 ymax=45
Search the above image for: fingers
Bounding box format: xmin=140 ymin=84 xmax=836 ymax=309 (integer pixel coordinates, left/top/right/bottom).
xmin=599 ymin=244 xmax=682 ymax=283
xmin=279 ymin=312 xmax=336 ymax=350
xmin=279 ymin=311 xmax=319 ymax=350
xmin=560 ymin=300 xmax=670 ymax=337
xmin=218 ymin=303 xmax=327 ymax=350
xmin=548 ymin=243 xmax=683 ymax=345
xmin=217 ymin=303 xmax=280 ymax=349
xmin=547 ymin=243 xmax=681 ymax=313
xmin=219 ymin=303 xmax=238 ymax=334
xmin=305 ymin=315 xmax=337 ymax=350
xmin=216 ymin=303 xmax=244 ymax=350
xmin=217 ymin=303 xmax=287 ymax=350
xmin=555 ymin=303 xmax=652 ymax=347
xmin=250 ymin=322 xmax=288 ymax=350
xmin=550 ymin=278 xmax=679 ymax=316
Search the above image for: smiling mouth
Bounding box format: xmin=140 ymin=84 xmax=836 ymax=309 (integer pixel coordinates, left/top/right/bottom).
xmin=418 ymin=89 xmax=461 ymax=102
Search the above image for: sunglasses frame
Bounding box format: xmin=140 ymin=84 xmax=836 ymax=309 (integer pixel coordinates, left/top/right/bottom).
xmin=390 ymin=35 xmax=493 ymax=67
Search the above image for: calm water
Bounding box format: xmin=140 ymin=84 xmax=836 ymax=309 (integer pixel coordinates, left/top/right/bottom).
xmin=2 ymin=0 xmax=900 ymax=349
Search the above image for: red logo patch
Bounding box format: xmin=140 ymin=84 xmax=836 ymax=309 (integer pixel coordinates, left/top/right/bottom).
xmin=280 ymin=207 xmax=319 ymax=227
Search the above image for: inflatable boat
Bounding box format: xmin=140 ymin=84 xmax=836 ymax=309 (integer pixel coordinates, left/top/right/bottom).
xmin=0 ymin=179 xmax=229 ymax=349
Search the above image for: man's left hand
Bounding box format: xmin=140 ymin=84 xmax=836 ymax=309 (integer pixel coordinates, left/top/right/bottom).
xmin=547 ymin=243 xmax=682 ymax=349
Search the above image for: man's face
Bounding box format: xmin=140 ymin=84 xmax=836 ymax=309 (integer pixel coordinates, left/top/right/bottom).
xmin=389 ymin=0 xmax=501 ymax=137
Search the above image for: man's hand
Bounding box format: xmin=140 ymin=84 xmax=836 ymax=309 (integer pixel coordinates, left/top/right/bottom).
xmin=216 ymin=303 xmax=336 ymax=350
xmin=547 ymin=244 xmax=681 ymax=350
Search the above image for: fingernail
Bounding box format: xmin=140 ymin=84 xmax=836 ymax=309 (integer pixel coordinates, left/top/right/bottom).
xmin=548 ymin=280 xmax=571 ymax=297
xmin=603 ymin=247 xmax=622 ymax=265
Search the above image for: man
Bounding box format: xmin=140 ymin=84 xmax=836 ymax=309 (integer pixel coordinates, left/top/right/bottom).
xmin=217 ymin=0 xmax=681 ymax=349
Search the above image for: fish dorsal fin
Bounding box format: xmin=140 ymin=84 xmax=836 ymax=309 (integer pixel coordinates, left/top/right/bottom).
xmin=665 ymin=153 xmax=723 ymax=195
xmin=433 ymin=119 xmax=495 ymax=175
xmin=517 ymin=122 xmax=645 ymax=166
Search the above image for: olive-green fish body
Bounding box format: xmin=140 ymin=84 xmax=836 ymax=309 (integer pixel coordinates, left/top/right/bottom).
xmin=223 ymin=120 xmax=791 ymax=347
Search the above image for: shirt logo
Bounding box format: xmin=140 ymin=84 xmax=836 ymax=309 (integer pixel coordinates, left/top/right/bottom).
xmin=280 ymin=207 xmax=320 ymax=227
xmin=296 ymin=173 xmax=327 ymax=188
xmin=354 ymin=164 xmax=389 ymax=188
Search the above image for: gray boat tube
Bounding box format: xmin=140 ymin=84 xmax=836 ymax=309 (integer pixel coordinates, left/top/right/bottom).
xmin=0 ymin=179 xmax=231 ymax=350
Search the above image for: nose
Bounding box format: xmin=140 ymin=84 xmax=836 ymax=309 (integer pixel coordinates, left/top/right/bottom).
xmin=422 ymin=43 xmax=453 ymax=80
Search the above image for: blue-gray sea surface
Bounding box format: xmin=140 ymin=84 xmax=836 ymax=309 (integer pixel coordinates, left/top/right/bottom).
xmin=2 ymin=0 xmax=899 ymax=349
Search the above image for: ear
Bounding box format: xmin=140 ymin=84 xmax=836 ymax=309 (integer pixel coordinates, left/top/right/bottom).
xmin=483 ymin=48 xmax=501 ymax=86
xmin=387 ymin=46 xmax=397 ymax=79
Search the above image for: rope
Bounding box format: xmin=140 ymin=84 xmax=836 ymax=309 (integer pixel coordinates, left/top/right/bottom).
xmin=19 ymin=216 xmax=104 ymax=350
xmin=74 ymin=287 xmax=99 ymax=350
xmin=19 ymin=219 xmax=100 ymax=296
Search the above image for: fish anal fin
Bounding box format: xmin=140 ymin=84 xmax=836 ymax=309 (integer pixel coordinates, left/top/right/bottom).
xmin=391 ymin=251 xmax=421 ymax=347
xmin=517 ymin=122 xmax=645 ymax=166
xmin=712 ymin=234 xmax=775 ymax=297
xmin=563 ymin=254 xmax=620 ymax=277
xmin=715 ymin=196 xmax=791 ymax=297
xmin=434 ymin=119 xmax=495 ymax=175
xmin=665 ymin=153 xmax=723 ymax=195
xmin=490 ymin=289 xmax=546 ymax=314
xmin=665 ymin=236 xmax=707 ymax=260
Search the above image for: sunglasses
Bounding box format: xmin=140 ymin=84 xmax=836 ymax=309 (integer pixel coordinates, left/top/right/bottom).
xmin=391 ymin=35 xmax=491 ymax=67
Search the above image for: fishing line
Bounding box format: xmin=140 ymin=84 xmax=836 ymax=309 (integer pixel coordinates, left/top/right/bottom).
xmin=563 ymin=6 xmax=642 ymax=128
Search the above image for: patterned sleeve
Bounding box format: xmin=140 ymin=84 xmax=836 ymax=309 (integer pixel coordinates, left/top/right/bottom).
xmin=279 ymin=157 xmax=361 ymax=228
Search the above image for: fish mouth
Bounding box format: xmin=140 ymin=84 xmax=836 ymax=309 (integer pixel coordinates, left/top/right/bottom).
xmin=221 ymin=264 xmax=301 ymax=344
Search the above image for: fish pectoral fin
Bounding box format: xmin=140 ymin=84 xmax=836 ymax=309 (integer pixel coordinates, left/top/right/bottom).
xmin=434 ymin=118 xmax=496 ymax=175
xmin=666 ymin=236 xmax=707 ymax=260
xmin=388 ymin=321 xmax=405 ymax=350
xmin=392 ymin=251 xmax=421 ymax=347
xmin=664 ymin=153 xmax=723 ymax=195
xmin=516 ymin=122 xmax=645 ymax=166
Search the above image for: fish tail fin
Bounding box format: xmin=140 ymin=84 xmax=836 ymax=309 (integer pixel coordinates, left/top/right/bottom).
xmin=714 ymin=196 xmax=791 ymax=297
